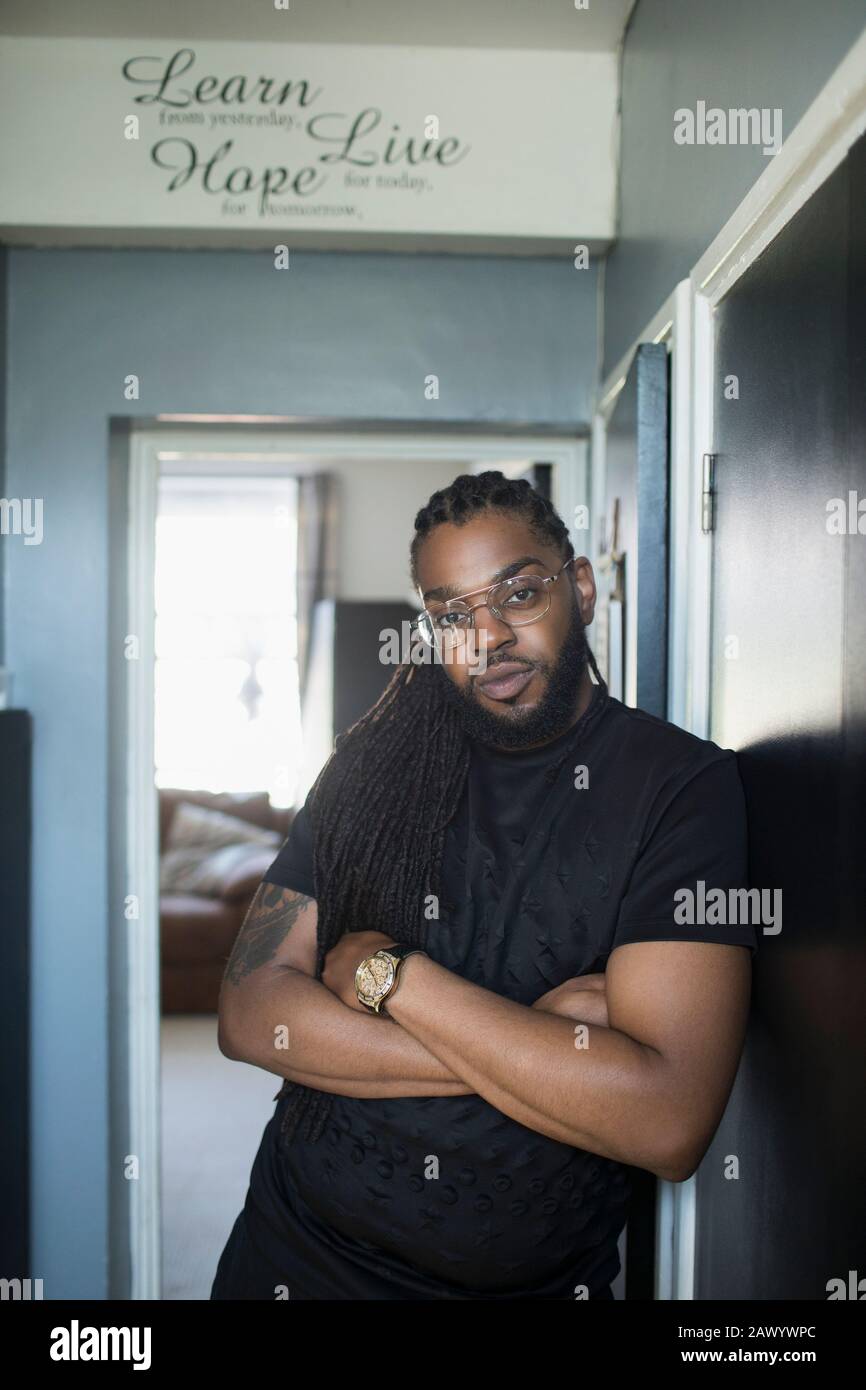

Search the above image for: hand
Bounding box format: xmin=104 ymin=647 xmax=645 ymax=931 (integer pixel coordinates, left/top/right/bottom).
xmin=322 ymin=931 xmax=398 ymax=1013
xmin=531 ymin=973 xmax=609 ymax=1028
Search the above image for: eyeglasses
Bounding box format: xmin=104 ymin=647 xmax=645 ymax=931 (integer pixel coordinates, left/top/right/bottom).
xmin=413 ymin=557 xmax=575 ymax=649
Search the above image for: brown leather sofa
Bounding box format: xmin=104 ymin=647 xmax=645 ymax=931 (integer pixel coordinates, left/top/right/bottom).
xmin=159 ymin=788 xmax=295 ymax=1014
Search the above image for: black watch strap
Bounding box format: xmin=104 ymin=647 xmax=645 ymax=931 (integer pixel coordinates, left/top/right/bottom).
xmin=383 ymin=943 xmax=427 ymax=963
xmin=378 ymin=944 xmax=427 ymax=1015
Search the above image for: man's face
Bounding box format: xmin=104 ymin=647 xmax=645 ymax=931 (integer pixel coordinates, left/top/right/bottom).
xmin=414 ymin=511 xmax=597 ymax=749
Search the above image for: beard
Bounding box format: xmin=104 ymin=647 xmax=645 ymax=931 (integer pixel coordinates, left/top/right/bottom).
xmin=430 ymin=599 xmax=591 ymax=749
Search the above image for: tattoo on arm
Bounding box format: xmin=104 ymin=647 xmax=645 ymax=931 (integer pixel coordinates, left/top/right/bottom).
xmin=225 ymin=884 xmax=313 ymax=985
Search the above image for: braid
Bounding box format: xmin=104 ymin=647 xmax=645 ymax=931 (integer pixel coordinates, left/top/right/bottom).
xmin=279 ymin=471 xmax=603 ymax=1148
xmin=278 ymin=659 xmax=470 ymax=1145
xmin=410 ymin=471 xmax=573 ymax=585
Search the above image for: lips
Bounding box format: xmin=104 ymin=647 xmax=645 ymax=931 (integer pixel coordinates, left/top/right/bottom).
xmin=474 ymin=662 xmax=535 ymax=702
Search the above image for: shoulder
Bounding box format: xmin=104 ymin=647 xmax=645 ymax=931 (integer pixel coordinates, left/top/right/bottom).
xmin=597 ymin=697 xmax=742 ymax=804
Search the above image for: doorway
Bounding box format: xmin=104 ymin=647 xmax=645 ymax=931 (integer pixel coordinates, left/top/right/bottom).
xmin=113 ymin=423 xmax=588 ymax=1298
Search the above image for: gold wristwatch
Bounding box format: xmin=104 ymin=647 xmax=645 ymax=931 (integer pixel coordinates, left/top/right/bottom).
xmin=354 ymin=943 xmax=427 ymax=1015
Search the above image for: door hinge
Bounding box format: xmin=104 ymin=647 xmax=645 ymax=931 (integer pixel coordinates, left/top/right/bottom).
xmin=701 ymin=453 xmax=716 ymax=533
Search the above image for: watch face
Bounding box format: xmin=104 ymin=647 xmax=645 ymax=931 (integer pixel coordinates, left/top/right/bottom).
xmin=355 ymin=953 xmax=395 ymax=1002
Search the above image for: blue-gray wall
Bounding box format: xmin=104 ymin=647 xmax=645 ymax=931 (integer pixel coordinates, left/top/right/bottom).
xmin=605 ymin=0 xmax=866 ymax=374
xmin=3 ymin=246 xmax=598 ymax=1297
xmin=0 ymin=247 xmax=7 ymax=664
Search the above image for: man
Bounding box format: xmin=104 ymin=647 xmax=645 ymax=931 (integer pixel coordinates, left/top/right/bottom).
xmin=212 ymin=471 xmax=757 ymax=1301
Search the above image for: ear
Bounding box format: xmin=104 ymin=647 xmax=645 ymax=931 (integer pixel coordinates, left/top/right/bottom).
xmin=571 ymin=556 xmax=597 ymax=627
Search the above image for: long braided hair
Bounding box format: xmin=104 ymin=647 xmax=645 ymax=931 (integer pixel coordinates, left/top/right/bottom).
xmin=277 ymin=471 xmax=607 ymax=1147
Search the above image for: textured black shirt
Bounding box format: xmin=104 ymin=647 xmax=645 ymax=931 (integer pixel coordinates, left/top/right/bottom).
xmin=233 ymin=693 xmax=757 ymax=1299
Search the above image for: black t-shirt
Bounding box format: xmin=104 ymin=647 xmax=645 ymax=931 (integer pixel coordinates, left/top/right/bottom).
xmin=255 ymin=693 xmax=757 ymax=1298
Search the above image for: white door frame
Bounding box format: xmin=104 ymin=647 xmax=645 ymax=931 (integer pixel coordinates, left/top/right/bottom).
xmin=122 ymin=426 xmax=587 ymax=1299
xmin=592 ymin=26 xmax=866 ymax=1302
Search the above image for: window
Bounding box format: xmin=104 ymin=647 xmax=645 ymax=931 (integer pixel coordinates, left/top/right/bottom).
xmin=154 ymin=475 xmax=301 ymax=807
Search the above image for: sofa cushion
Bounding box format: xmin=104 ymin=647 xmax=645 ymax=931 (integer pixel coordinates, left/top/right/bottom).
xmin=166 ymin=799 xmax=283 ymax=853
xmin=161 ymin=842 xmax=276 ymax=898
xmin=160 ymin=801 xmax=281 ymax=896
xmin=220 ymin=845 xmax=285 ymax=902
xmin=159 ymin=788 xmax=293 ymax=850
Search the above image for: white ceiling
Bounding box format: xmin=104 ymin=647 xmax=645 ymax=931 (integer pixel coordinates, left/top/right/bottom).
xmin=0 ymin=0 xmax=635 ymax=52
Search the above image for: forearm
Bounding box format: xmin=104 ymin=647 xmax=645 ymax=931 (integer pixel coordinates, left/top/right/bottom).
xmin=386 ymin=955 xmax=678 ymax=1176
xmin=275 ymin=1063 xmax=473 ymax=1099
xmin=284 ymin=995 xmax=609 ymax=1099
xmin=220 ymin=963 xmax=475 ymax=1096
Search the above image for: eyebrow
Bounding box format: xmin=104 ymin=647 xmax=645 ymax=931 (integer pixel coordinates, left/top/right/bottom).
xmin=422 ymin=555 xmax=546 ymax=604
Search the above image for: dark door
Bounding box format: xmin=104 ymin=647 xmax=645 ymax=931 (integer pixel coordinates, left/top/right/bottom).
xmin=597 ymin=343 xmax=670 ymax=1299
xmin=0 ymin=710 xmax=32 ymax=1280
xmin=698 ymin=133 xmax=866 ymax=1299
xmin=599 ymin=343 xmax=670 ymax=716
xmin=509 ymin=461 xmax=553 ymax=500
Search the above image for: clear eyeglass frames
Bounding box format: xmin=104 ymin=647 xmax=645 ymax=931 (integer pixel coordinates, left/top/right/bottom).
xmin=413 ymin=556 xmax=575 ymax=650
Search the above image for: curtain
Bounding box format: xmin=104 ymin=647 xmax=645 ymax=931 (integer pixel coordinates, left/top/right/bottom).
xmin=295 ymin=472 xmax=338 ymax=705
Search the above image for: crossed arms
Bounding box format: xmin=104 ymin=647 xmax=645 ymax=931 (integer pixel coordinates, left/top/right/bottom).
xmin=217 ymin=883 xmax=752 ymax=1183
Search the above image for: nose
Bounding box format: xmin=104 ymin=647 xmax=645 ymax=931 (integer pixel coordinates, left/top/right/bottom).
xmin=472 ymin=602 xmax=516 ymax=653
